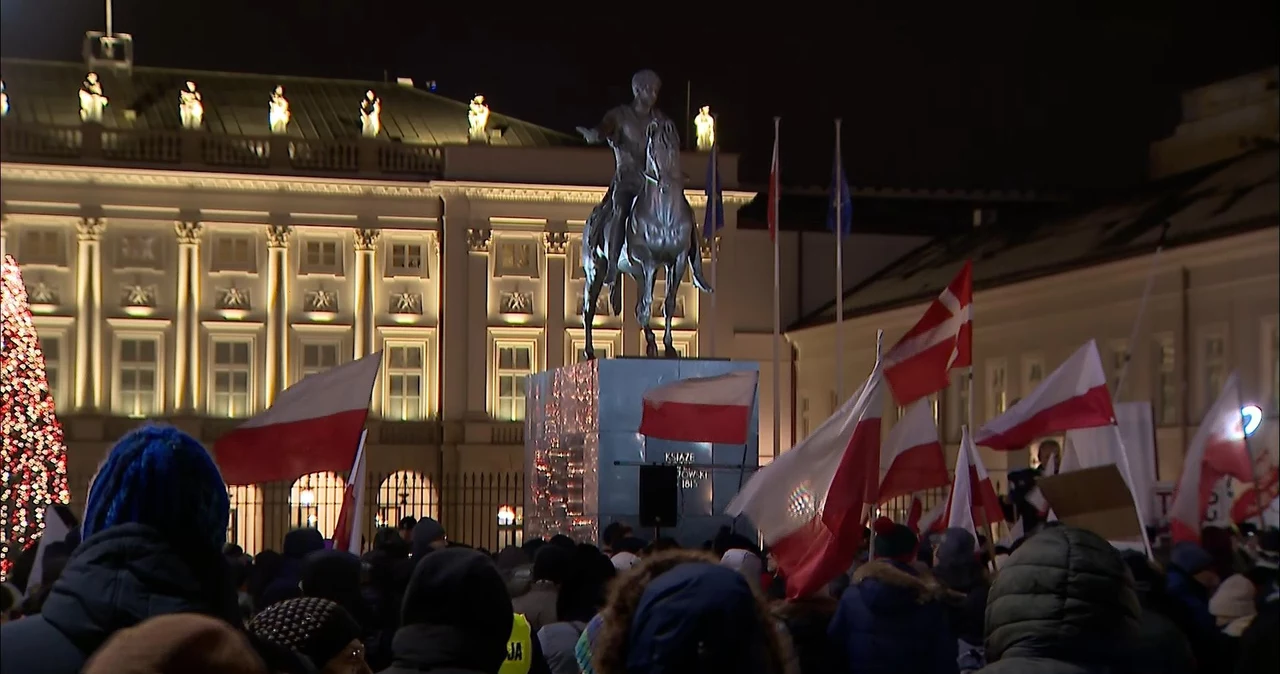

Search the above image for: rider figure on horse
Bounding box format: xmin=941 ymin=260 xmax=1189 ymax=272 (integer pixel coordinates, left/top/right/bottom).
xmin=576 ymin=70 xmax=670 ymax=285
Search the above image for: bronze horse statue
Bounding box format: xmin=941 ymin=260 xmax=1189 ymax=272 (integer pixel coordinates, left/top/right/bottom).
xmin=582 ymin=118 xmax=713 ymax=358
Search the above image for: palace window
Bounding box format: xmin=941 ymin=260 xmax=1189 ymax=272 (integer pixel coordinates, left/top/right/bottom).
xmin=1109 ymin=340 xmax=1129 ymax=393
xmin=20 ymin=230 xmax=66 ymax=266
xmin=211 ymin=340 xmax=253 ymax=418
xmin=1153 ymin=335 xmax=1178 ymax=425
xmin=39 ymin=336 xmax=62 ymax=410
xmin=387 ymin=243 xmax=425 ymax=276
xmin=116 ymin=337 xmax=160 ymax=418
xmin=300 ymin=342 xmax=341 ymax=379
xmin=115 ymin=233 xmax=162 ymax=269
xmin=570 ymin=341 xmax=612 ymax=364
xmin=986 ymin=359 xmax=1009 ymax=419
xmin=211 ymin=235 xmax=255 ymax=272
xmin=1022 ymin=354 xmax=1045 ymax=396
xmin=1200 ymin=330 xmax=1228 ymax=417
xmin=799 ymin=396 xmax=811 ymax=439
xmin=495 ymin=240 xmax=538 ymax=278
xmin=385 ymin=344 xmax=426 ymax=421
xmin=495 ymin=344 xmax=533 ymax=421
xmin=946 ymin=372 xmax=969 ymax=442
xmin=302 ymin=240 xmax=342 ymax=275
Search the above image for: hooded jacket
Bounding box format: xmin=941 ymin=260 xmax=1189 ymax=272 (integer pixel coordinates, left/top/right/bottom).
xmin=260 ymin=528 xmax=326 ymax=608
xmin=828 ymin=559 xmax=957 ymax=674
xmin=979 ymin=527 xmax=1141 ymax=674
xmin=0 ymin=524 xmax=242 ymax=674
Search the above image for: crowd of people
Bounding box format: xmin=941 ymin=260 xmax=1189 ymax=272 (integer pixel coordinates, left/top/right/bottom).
xmin=0 ymin=423 xmax=1277 ymax=674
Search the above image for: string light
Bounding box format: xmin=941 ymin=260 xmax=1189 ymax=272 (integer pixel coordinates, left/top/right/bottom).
xmin=0 ymin=255 xmax=70 ymax=581
xmin=527 ymin=360 xmax=598 ymax=541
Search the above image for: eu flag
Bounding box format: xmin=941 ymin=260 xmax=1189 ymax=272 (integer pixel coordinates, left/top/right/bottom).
xmin=703 ymin=145 xmax=725 ymax=238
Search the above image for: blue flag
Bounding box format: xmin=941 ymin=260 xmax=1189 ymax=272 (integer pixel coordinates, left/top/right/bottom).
xmin=827 ymin=160 xmax=853 ymax=236
xmin=703 ymin=145 xmax=725 ymax=238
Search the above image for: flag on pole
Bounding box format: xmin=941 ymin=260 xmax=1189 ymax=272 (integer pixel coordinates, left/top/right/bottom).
xmin=214 ymin=352 xmax=382 ymax=484
xmin=944 ymin=427 xmax=1004 ymax=536
xmin=331 ymin=429 xmax=369 ymax=554
xmin=703 ymin=145 xmax=724 ymax=238
xmin=883 ymin=262 xmax=973 ymax=406
xmin=1168 ymin=373 xmax=1257 ymax=542
xmin=877 ymin=399 xmax=949 ymax=503
xmin=975 ymin=340 xmax=1115 ymax=451
xmin=827 ymin=159 xmax=852 ymax=235
xmin=908 ymin=491 xmax=948 ymax=536
xmin=767 ymin=124 xmax=780 ymax=242
xmin=639 ymin=371 xmax=759 ymax=445
xmin=726 ymin=367 xmax=883 ymax=599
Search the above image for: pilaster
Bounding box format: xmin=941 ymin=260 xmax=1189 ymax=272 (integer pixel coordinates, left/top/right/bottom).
xmin=544 ymin=230 xmax=568 ymax=368
xmin=173 ymin=221 xmax=203 ymax=411
xmin=74 ymin=217 xmax=105 ymax=411
xmin=466 ymin=227 xmax=492 ymax=416
xmin=353 ymin=228 xmax=380 ymax=359
xmin=264 ymin=224 xmax=291 ymax=406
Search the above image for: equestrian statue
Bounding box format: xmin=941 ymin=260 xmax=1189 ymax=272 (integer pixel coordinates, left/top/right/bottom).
xmin=576 ymin=70 xmax=712 ymax=359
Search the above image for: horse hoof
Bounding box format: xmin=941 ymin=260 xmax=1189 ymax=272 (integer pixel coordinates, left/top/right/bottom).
xmin=664 ymin=347 xmax=679 ymax=359
xmin=645 ymin=343 xmax=659 ymax=358
xmin=584 ymin=348 xmax=596 ymax=361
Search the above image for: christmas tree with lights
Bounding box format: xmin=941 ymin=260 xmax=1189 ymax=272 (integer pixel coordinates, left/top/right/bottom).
xmin=1 ymin=254 xmax=70 ymax=581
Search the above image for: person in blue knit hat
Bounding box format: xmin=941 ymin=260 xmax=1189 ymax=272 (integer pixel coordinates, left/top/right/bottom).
xmin=0 ymin=424 xmax=244 ymax=674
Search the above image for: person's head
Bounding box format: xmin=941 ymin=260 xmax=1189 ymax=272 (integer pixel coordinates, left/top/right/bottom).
xmin=401 ymin=548 xmax=513 ymax=673
xmin=631 ymin=69 xmax=661 ymax=110
xmin=549 ymin=534 xmax=576 ymax=550
xmin=933 ymin=527 xmax=985 ymax=591
xmin=601 ymin=522 xmax=632 ymax=551
xmin=557 ymin=545 xmax=617 ymax=623
xmin=248 ymin=597 xmax=369 ymax=674
xmin=1210 ymin=573 xmax=1257 ymax=628
xmin=719 ymin=549 xmax=763 ymax=592
xmin=82 ymin=424 xmax=229 ymax=555
xmin=533 ymin=542 xmax=573 ymax=585
xmin=870 ymin=517 xmax=919 ymax=565
xmin=1171 ymin=541 xmax=1221 ymax=591
xmin=300 ymin=550 xmax=363 ymax=604
xmin=397 ymin=516 xmax=416 ymax=541
xmin=84 ymin=613 xmax=269 ymax=674
xmin=223 ymin=543 xmax=245 ymax=559
xmin=410 ymin=517 xmax=447 ymax=559
xmin=594 ymin=550 xmax=786 ymax=674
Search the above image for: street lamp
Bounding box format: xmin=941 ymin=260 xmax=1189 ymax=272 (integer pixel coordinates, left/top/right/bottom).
xmin=1241 ymin=405 xmax=1263 ymax=437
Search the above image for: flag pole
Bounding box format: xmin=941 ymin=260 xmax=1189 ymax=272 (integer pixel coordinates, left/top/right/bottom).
xmin=709 ymin=131 xmax=719 ymax=358
xmin=1113 ymin=221 xmax=1171 ymax=402
xmin=772 ymin=117 xmax=782 ymax=464
xmin=1236 ymin=378 xmax=1267 ymax=530
xmin=834 ymin=118 xmax=845 ymax=403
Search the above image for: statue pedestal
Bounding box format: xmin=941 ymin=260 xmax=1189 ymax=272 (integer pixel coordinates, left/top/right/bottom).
xmin=524 ymin=358 xmax=760 ymax=547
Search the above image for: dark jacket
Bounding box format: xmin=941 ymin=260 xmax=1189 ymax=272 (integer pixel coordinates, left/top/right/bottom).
xmin=773 ymin=595 xmax=840 ymax=674
xmin=1236 ymin=589 xmax=1278 ymax=674
xmin=827 ymin=559 xmax=958 ymax=674
xmin=260 ymin=528 xmax=326 ymax=608
xmin=0 ymin=524 xmax=241 ymax=674
xmin=1120 ymin=551 xmax=1197 ymax=674
xmin=379 ymin=548 xmax=513 ymax=674
xmin=979 ymin=527 xmax=1141 ymax=674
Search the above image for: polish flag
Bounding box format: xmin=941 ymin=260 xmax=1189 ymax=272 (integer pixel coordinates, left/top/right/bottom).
xmin=908 ymin=492 xmax=949 ymax=536
xmin=331 ymin=430 xmax=369 ymax=554
xmin=215 ymin=352 xmax=382 ymax=485
xmin=975 ymin=340 xmax=1115 ymax=450
xmin=1168 ymin=373 xmax=1257 ymax=542
xmin=727 ymin=368 xmax=883 ymax=599
xmin=883 ymin=261 xmax=972 ymax=406
xmin=639 ymin=371 xmax=758 ymax=444
xmin=767 ymin=121 xmax=780 ymax=242
xmin=945 ymin=427 xmax=1004 ymax=537
xmin=877 ymin=399 xmax=950 ymax=503
xmin=1232 ymin=464 xmax=1279 ymax=523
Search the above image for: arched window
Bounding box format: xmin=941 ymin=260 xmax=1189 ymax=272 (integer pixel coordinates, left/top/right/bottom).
xmin=226 ymin=484 xmax=263 ymax=555
xmin=290 ymin=472 xmax=346 ymax=535
xmin=376 ymin=471 xmax=438 ymax=529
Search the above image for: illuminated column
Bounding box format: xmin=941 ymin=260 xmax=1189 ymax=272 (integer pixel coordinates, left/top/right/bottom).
xmin=173 ymin=221 xmax=203 ymax=412
xmin=264 ymin=225 xmax=291 ymax=406
xmin=543 ymin=231 xmax=568 ymax=368
xmin=352 ymin=229 xmax=380 ymax=358
xmin=74 ymin=217 xmax=106 ymax=411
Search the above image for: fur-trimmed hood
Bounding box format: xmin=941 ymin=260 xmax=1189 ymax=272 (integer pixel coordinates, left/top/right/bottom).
xmin=852 ymin=560 xmax=948 ymax=605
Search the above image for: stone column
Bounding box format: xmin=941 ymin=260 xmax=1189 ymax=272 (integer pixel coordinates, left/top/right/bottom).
xmin=543 ymin=230 xmax=568 ymax=368
xmin=353 ymin=229 xmax=380 ymax=359
xmin=466 ymin=227 xmax=492 ymax=415
xmin=74 ymin=217 xmax=106 ymax=411
xmin=264 ymin=225 xmax=291 ymax=406
xmin=173 ymin=221 xmax=203 ymax=412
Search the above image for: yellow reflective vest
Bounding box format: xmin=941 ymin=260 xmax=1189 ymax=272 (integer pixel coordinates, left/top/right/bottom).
xmin=500 ymin=612 xmax=533 ymax=674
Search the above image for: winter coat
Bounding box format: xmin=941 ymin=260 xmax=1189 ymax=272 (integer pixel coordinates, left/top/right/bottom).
xmin=512 ymin=581 xmax=558 ymax=633
xmin=538 ymin=621 xmax=587 ymax=674
xmin=772 ymin=595 xmax=840 ymax=674
xmin=1236 ymin=590 xmax=1278 ymax=674
xmin=827 ymin=559 xmax=958 ymax=674
xmin=979 ymin=527 xmax=1141 ymax=674
xmin=260 ymin=528 xmax=325 ymax=608
xmin=0 ymin=524 xmax=242 ymax=674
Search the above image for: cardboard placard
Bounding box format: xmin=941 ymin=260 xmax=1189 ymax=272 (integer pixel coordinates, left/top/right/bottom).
xmin=1036 ymin=464 xmax=1143 ymax=542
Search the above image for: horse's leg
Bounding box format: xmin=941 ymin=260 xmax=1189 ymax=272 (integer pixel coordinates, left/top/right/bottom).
xmin=583 ymin=257 xmax=606 ymax=360
xmin=663 ymin=257 xmax=686 ymax=359
xmin=637 ymin=263 xmax=659 ymax=358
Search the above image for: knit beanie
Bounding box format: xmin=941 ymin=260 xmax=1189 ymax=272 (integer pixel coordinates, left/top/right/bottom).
xmin=248 ymin=597 xmax=362 ymax=671
xmin=1209 ymin=574 xmax=1257 ymax=622
xmin=1170 ymin=541 xmax=1214 ymax=576
xmin=84 ymin=613 xmax=268 ymax=674
xmin=871 ymin=517 xmax=918 ymax=563
xmin=82 ymin=424 xmax=229 ymax=553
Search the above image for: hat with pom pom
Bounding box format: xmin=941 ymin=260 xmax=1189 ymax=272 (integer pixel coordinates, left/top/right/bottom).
xmin=871 ymin=516 xmax=918 ymax=563
xmin=82 ymin=424 xmax=230 ymax=553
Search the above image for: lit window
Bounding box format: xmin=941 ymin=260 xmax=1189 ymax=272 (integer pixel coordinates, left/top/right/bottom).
xmin=495 ymin=344 xmax=533 ymax=421
xmin=376 ymin=471 xmax=439 ymax=529
xmin=1109 ymin=341 xmax=1129 ymax=393
xmin=571 ymin=341 xmax=612 ymax=364
xmin=301 ymin=342 xmax=341 ymax=378
xmin=302 ymin=240 xmax=342 ymax=274
xmin=211 ymin=235 xmax=255 ymax=272
xmin=800 ymin=396 xmax=811 ymax=439
xmin=211 ymin=340 xmax=252 ymax=417
xmin=117 ymin=338 xmax=159 ymax=418
xmin=946 ymin=373 xmax=969 ymax=442
xmin=385 ymin=345 xmax=425 ymax=421
xmin=1153 ymin=336 xmax=1177 ymax=425
xmin=226 ymin=485 xmax=263 ymax=555
xmin=986 ymin=359 xmax=1008 ymax=419
xmin=388 ymin=243 xmax=424 ymax=276
xmin=1202 ymin=333 xmax=1228 ymax=416
xmin=39 ymin=336 xmax=62 ymax=411
xmin=290 ymin=472 xmax=345 ymax=533
xmin=495 ymin=240 xmax=537 ymax=277
xmin=20 ymin=230 xmax=66 ymax=266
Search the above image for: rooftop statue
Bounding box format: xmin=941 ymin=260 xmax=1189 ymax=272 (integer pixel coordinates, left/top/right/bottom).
xmin=79 ymin=73 xmax=108 ymax=123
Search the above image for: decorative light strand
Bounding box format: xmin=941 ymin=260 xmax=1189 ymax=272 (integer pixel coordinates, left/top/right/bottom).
xmin=0 ymin=255 xmax=71 ymax=581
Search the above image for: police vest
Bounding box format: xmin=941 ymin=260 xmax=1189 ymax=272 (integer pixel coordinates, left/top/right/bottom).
xmin=500 ymin=613 xmax=533 ymax=674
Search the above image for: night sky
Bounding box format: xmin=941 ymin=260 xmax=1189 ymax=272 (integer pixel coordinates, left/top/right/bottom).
xmin=2 ymin=1 xmax=1276 ymax=191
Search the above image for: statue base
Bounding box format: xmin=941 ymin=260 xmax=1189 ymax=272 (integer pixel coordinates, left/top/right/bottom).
xmin=524 ymin=358 xmax=760 ymax=547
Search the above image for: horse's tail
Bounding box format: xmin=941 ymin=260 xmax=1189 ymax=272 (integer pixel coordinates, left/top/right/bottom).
xmin=689 ymin=230 xmax=714 ymax=293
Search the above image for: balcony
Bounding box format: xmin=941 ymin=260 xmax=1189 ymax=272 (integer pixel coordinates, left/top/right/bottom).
xmin=0 ymin=120 xmax=444 ymax=180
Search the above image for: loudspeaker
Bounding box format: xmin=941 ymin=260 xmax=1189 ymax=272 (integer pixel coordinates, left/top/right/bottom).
xmin=639 ymin=464 xmax=679 ymax=528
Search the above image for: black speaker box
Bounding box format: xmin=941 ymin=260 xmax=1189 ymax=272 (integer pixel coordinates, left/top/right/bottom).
xmin=638 ymin=464 xmax=679 ymax=528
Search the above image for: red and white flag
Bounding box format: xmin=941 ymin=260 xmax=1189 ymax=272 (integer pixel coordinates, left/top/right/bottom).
xmin=945 ymin=427 xmax=1004 ymax=537
xmin=975 ymin=340 xmax=1115 ymax=450
xmin=639 ymin=371 xmax=758 ymax=445
xmin=908 ymin=492 xmax=949 ymax=536
xmin=767 ymin=122 xmax=780 ymax=242
xmin=1168 ymin=373 xmax=1257 ymax=542
xmin=726 ymin=369 xmax=883 ymax=599
xmin=883 ymin=261 xmax=972 ymax=406
xmin=1232 ymin=461 xmax=1279 ymax=523
xmin=214 ymin=352 xmax=382 ymax=485
xmin=331 ymin=430 xmax=368 ymax=554
xmin=877 ymin=399 xmax=949 ymax=503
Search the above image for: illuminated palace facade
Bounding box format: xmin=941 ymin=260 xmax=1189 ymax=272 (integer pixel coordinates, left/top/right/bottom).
xmin=0 ymin=56 xmax=760 ymax=552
